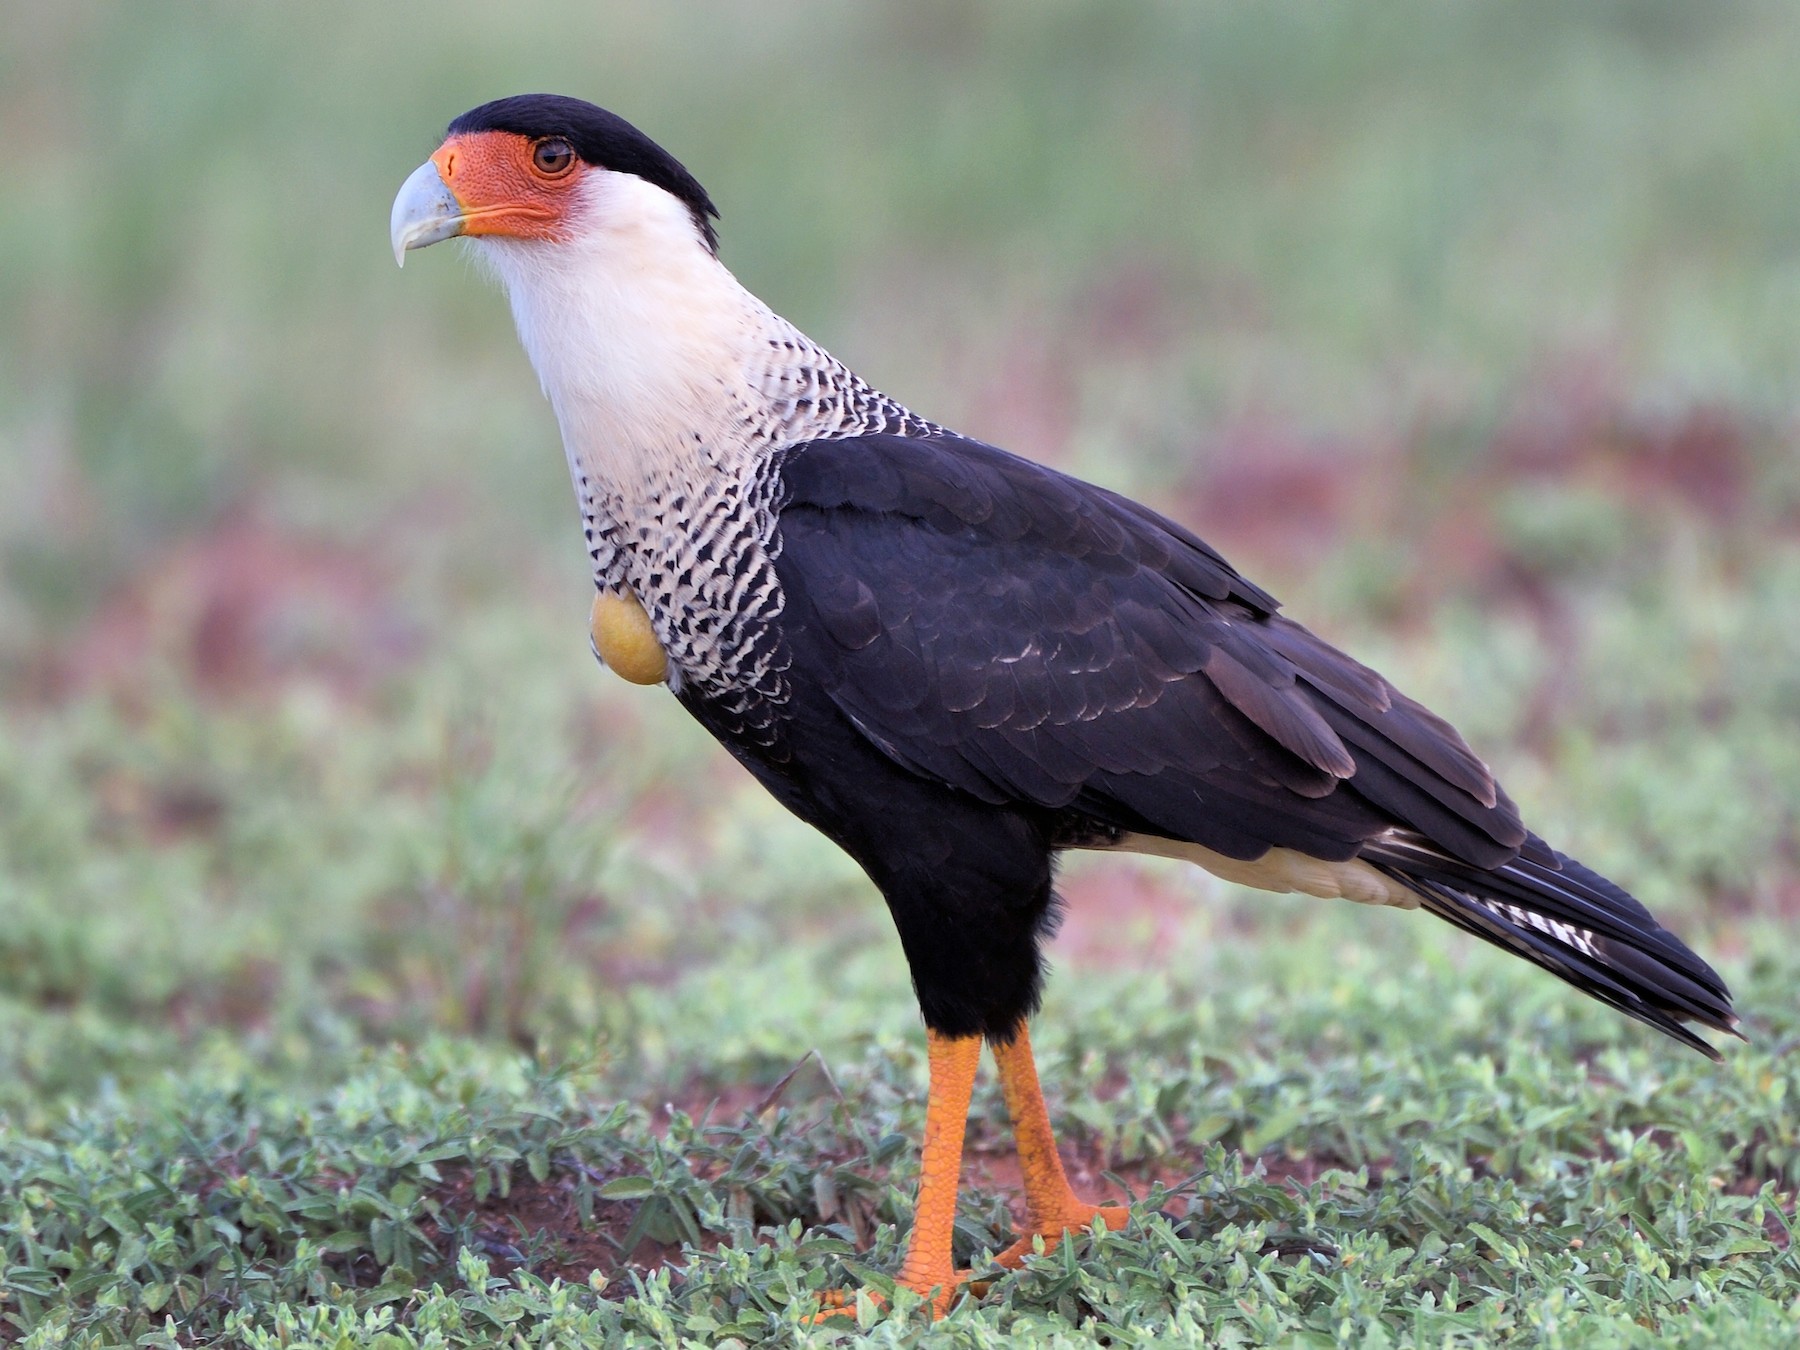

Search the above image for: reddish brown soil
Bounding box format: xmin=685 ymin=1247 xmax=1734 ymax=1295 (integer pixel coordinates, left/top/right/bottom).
xmin=34 ymin=504 xmax=420 ymax=708
xmin=421 ymin=1162 xmax=673 ymax=1291
xmin=1053 ymin=861 xmax=1204 ymax=969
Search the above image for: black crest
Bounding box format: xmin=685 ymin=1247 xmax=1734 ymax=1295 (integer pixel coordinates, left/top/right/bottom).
xmin=448 ymin=95 xmax=720 ymax=252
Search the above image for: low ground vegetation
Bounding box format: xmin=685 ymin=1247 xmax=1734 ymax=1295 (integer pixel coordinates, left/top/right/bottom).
xmin=5 ymin=5 xmax=1800 ymax=1345
xmin=2 ymin=500 xmax=1797 ymax=1345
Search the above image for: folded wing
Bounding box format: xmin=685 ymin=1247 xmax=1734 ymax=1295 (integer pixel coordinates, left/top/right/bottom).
xmin=774 ymin=432 xmax=1525 ymax=870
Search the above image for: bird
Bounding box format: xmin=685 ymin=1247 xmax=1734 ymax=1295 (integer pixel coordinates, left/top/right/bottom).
xmin=391 ymin=94 xmax=1737 ymax=1317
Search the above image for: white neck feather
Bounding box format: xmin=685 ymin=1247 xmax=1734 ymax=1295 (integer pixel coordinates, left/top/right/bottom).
xmin=471 ymin=171 xmax=773 ymax=495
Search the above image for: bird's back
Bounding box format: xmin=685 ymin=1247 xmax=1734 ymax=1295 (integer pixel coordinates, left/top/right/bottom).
xmin=761 ymin=430 xmax=1735 ymax=1053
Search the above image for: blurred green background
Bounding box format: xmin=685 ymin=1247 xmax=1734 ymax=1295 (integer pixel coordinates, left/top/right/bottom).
xmin=3 ymin=2 xmax=1800 ymax=1343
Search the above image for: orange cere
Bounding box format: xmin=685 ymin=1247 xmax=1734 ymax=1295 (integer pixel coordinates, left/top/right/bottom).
xmin=432 ymin=131 xmax=578 ymax=242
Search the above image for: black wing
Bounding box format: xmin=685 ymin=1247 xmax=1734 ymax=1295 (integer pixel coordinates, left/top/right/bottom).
xmin=771 ymin=432 xmax=1734 ymax=1051
xmin=773 ymin=432 xmax=1526 ymax=869
xmin=770 ymin=428 xmax=1728 ymax=1051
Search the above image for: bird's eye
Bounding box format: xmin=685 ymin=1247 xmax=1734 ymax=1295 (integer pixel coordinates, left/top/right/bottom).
xmin=533 ymin=138 xmax=576 ymax=176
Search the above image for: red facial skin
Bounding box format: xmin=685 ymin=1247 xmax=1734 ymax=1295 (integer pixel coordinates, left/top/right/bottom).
xmin=432 ymin=130 xmax=583 ymax=242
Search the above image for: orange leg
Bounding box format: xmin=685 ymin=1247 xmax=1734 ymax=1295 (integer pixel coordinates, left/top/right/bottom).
xmin=815 ymin=1030 xmax=982 ymax=1319
xmin=988 ymin=1023 xmax=1130 ymax=1268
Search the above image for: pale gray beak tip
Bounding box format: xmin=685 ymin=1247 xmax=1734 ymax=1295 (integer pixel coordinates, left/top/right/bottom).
xmin=391 ymin=159 xmax=464 ymax=267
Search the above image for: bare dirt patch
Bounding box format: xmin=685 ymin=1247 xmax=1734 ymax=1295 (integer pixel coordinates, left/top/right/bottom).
xmin=422 ymin=1162 xmax=688 ymax=1292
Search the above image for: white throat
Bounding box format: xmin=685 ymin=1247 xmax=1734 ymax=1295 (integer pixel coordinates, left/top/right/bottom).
xmin=471 ymin=170 xmax=771 ymax=494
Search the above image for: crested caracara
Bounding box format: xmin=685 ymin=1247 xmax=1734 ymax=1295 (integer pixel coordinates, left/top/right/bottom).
xmin=391 ymin=94 xmax=1736 ymax=1317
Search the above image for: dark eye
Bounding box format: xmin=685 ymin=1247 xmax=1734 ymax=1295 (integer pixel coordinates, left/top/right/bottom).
xmin=533 ymin=138 xmax=575 ymax=176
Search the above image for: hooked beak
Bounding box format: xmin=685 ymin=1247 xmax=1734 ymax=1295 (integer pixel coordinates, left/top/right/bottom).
xmin=390 ymin=159 xmax=465 ymax=266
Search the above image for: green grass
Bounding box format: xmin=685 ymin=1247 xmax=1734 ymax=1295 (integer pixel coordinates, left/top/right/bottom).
xmin=2 ymin=534 xmax=1797 ymax=1346
xmin=4 ymin=2 xmax=1800 ymax=1345
xmin=4 ymin=922 xmax=1800 ymax=1346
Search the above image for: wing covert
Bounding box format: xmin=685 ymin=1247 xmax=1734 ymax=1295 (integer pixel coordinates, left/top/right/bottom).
xmin=773 ymin=433 xmax=1524 ymax=869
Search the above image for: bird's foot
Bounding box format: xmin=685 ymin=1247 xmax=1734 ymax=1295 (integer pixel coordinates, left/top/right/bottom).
xmin=809 ymin=1271 xmax=967 ymax=1321
xmin=989 ymin=1201 xmax=1131 ymax=1269
xmin=807 ymin=1205 xmax=1130 ymax=1320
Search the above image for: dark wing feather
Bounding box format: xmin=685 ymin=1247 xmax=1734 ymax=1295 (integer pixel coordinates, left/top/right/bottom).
xmin=773 ymin=432 xmax=1520 ymax=867
xmin=1364 ymin=832 xmax=1736 ymax=1053
xmin=769 ymin=431 xmax=1733 ymax=1053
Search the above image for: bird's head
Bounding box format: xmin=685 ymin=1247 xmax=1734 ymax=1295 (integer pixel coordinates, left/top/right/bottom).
xmin=390 ymin=94 xmax=719 ymax=268
xmin=391 ymin=96 xmax=754 ymax=467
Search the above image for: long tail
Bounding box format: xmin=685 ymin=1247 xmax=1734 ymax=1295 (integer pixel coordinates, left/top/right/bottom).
xmin=1364 ymin=832 xmax=1738 ymax=1058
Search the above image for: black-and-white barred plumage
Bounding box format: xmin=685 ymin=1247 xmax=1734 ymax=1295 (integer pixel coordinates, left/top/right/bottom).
xmin=577 ymin=320 xmax=939 ymax=742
